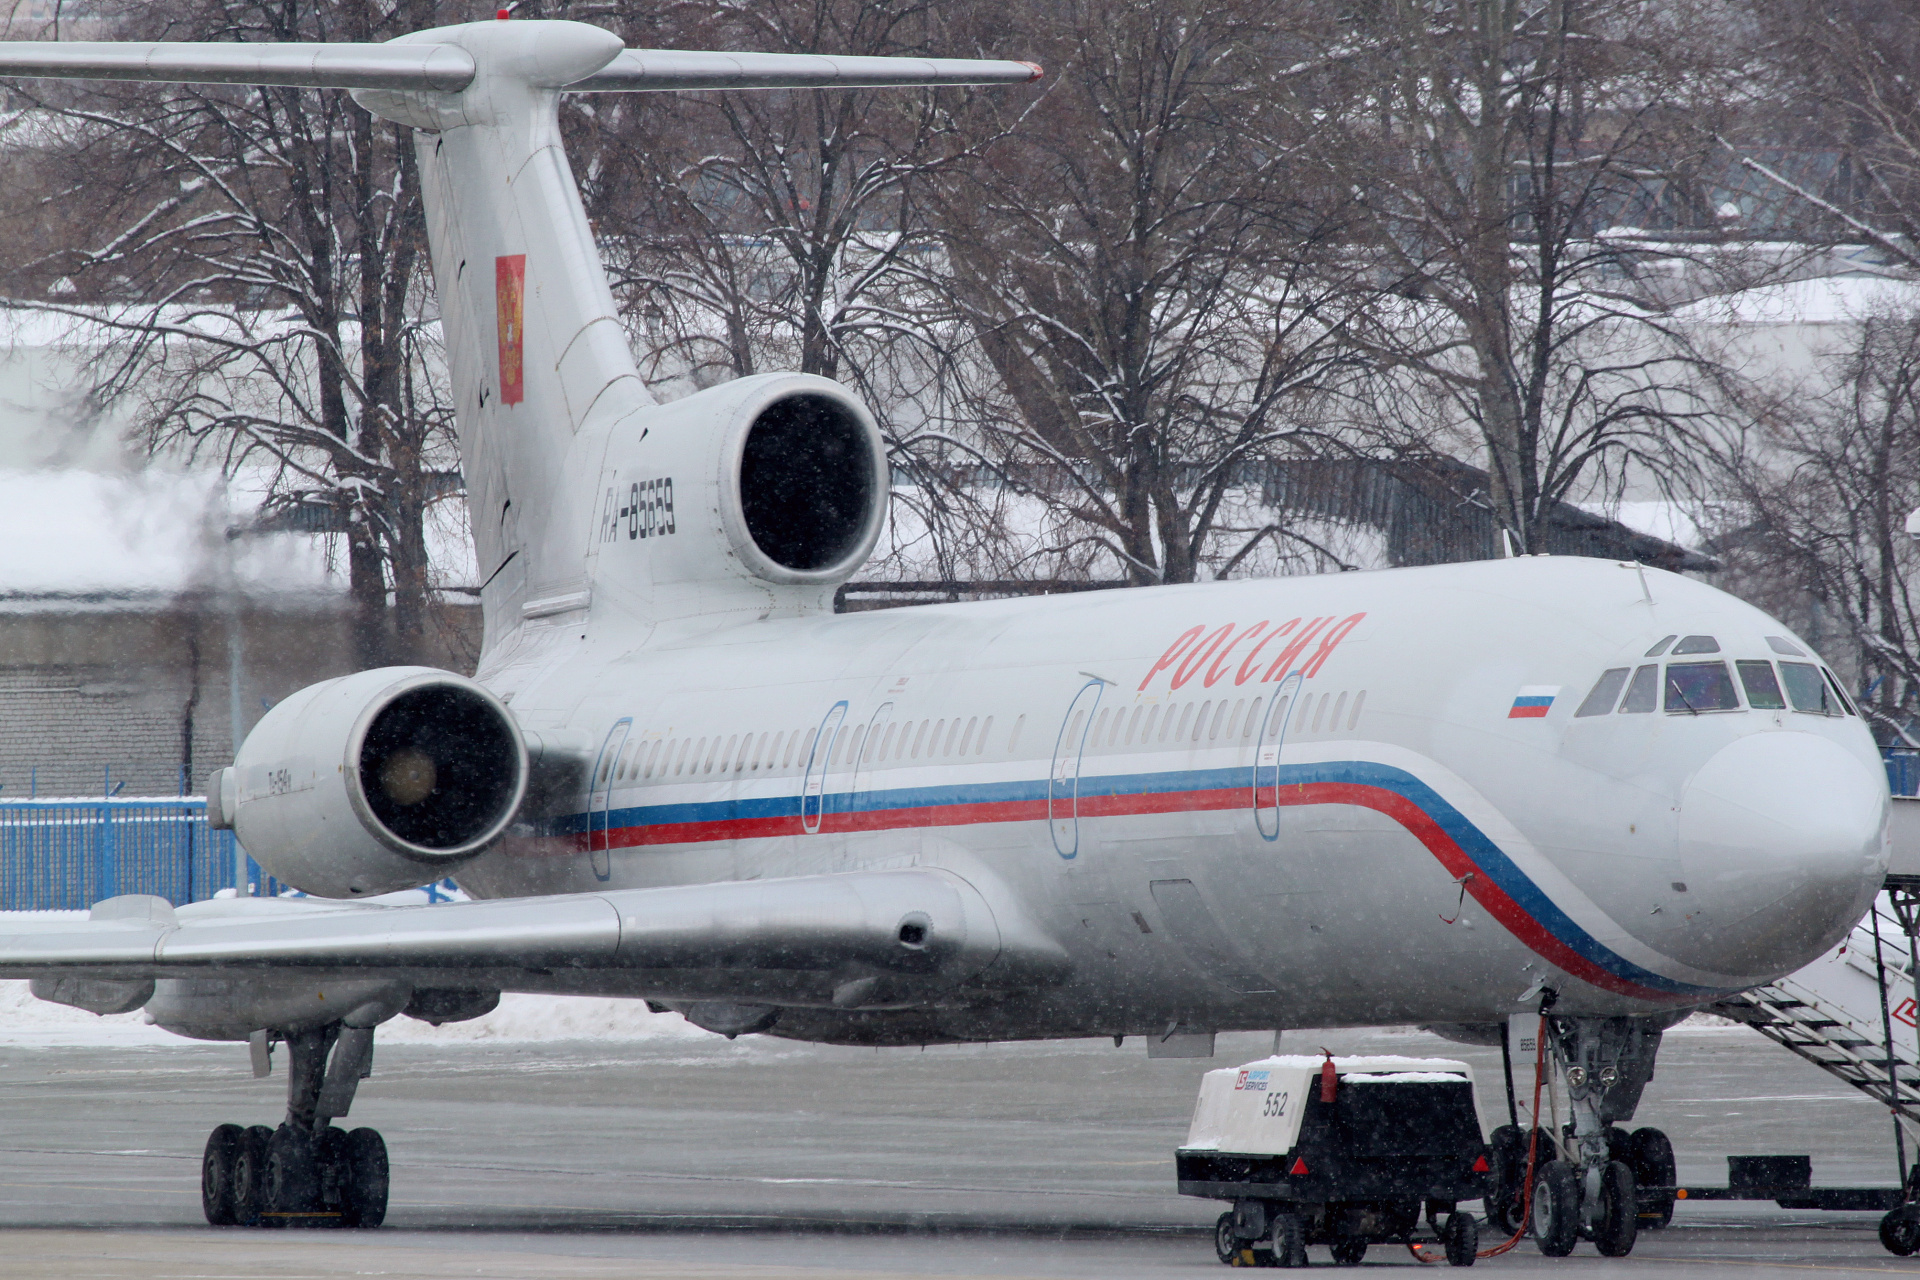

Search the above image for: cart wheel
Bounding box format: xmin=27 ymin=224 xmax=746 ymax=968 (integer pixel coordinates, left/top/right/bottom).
xmin=1594 ymin=1160 xmax=1638 ymax=1257
xmin=1880 ymin=1206 xmax=1920 ymax=1257
xmin=1271 ymin=1213 xmax=1309 ymax=1268
xmin=1330 ymin=1240 xmax=1366 ymax=1266
xmin=1215 ymin=1212 xmax=1242 ymax=1265
xmin=1484 ymin=1124 xmax=1532 ymax=1235
xmin=1443 ymin=1211 xmax=1478 ymax=1266
xmin=1531 ymin=1160 xmax=1580 ymax=1257
xmin=1627 ymin=1127 xmax=1676 ymax=1229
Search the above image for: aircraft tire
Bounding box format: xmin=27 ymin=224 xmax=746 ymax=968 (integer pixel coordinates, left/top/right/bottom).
xmin=1627 ymin=1128 xmax=1676 ymax=1228
xmin=1330 ymin=1239 xmax=1366 ymax=1266
xmin=265 ymin=1124 xmax=319 ymax=1226
xmin=1214 ymin=1211 xmax=1239 ymax=1265
xmin=1594 ymin=1161 xmax=1639 ymax=1258
xmin=231 ymin=1125 xmax=273 ymax=1228
xmin=342 ymin=1127 xmax=389 ymax=1229
xmin=200 ymin=1124 xmax=243 ymax=1226
xmin=1880 ymin=1205 xmax=1920 ymax=1256
xmin=1442 ymin=1211 xmax=1478 ymax=1266
xmin=1531 ymin=1161 xmax=1580 ymax=1257
xmin=1270 ymin=1213 xmax=1309 ymax=1268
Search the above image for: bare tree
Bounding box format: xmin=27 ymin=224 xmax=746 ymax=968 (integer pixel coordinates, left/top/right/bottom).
xmin=1296 ymin=0 xmax=1736 ymax=552
xmin=923 ymin=0 xmax=1369 ymax=586
xmin=15 ymin=0 xmax=456 ymax=667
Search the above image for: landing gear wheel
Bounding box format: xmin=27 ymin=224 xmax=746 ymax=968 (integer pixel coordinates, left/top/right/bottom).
xmin=1594 ymin=1160 xmax=1639 ymax=1257
xmin=1330 ymin=1240 xmax=1366 ymax=1266
xmin=341 ymin=1127 xmax=389 ymax=1228
xmin=201 ymin=1123 xmax=243 ymax=1226
xmin=1485 ymin=1125 xmax=1533 ymax=1235
xmin=1627 ymin=1127 xmax=1676 ymax=1229
xmin=1531 ymin=1160 xmax=1580 ymax=1257
xmin=1442 ymin=1211 xmax=1478 ymax=1266
xmin=1271 ymin=1213 xmax=1309 ymax=1268
xmin=1881 ymin=1205 xmax=1920 ymax=1256
xmin=265 ymin=1124 xmax=318 ymax=1226
xmin=231 ymin=1125 xmax=273 ymax=1227
xmin=315 ymin=1127 xmax=348 ymax=1225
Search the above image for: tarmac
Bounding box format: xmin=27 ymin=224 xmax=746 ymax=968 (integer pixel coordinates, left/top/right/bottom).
xmin=0 ymin=1020 xmax=1914 ymax=1277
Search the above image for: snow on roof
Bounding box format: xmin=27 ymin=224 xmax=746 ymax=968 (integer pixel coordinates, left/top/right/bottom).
xmin=1674 ymin=274 xmax=1920 ymax=327
xmin=0 ymin=468 xmax=339 ymax=607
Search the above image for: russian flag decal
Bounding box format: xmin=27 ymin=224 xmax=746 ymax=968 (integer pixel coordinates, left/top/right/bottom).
xmin=1509 ymin=686 xmax=1559 ymax=719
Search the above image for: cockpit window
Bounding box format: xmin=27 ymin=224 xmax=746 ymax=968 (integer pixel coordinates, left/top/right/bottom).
xmin=1780 ymin=662 xmax=1841 ymax=715
xmin=1620 ymin=664 xmax=1659 ymax=713
xmin=1736 ymin=660 xmax=1786 ymax=710
xmin=1671 ymin=635 xmax=1720 ymax=655
xmin=1644 ymin=635 xmax=1676 ymax=657
xmin=1766 ymin=636 xmax=1807 ymax=657
xmin=1576 ymin=668 xmax=1630 ymax=717
xmin=1665 ymin=661 xmax=1740 ymax=713
xmin=1824 ymin=668 xmax=1858 ymax=716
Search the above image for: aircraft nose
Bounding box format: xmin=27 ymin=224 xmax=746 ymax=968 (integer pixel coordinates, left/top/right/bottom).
xmin=1674 ymin=731 xmax=1887 ymax=979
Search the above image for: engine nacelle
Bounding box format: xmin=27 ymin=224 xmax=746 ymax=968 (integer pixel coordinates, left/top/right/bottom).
xmin=211 ymin=667 xmax=527 ymax=898
xmin=613 ymin=373 xmax=891 ymax=618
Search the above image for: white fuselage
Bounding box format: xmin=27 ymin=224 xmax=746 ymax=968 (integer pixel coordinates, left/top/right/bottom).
xmin=454 ymin=555 xmax=1889 ymax=1044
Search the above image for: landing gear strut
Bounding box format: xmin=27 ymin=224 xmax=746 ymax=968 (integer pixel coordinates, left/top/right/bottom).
xmin=1532 ymin=1014 xmax=1666 ymax=1258
xmin=200 ymin=1023 xmax=388 ymax=1228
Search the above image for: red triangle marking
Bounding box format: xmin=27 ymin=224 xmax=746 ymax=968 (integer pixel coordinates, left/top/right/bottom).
xmin=1290 ymin=1157 xmax=1310 ymax=1175
xmin=1473 ymin=1155 xmax=1490 ymax=1172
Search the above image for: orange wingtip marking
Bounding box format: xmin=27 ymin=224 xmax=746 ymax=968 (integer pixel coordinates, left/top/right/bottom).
xmin=1019 ymin=61 xmax=1044 ymax=81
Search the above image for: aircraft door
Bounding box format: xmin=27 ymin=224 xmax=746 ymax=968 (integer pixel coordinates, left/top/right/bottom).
xmin=588 ymin=717 xmax=632 ymax=880
xmin=1253 ymin=674 xmax=1301 ymax=841
xmin=850 ymin=702 xmax=894 ymax=831
xmin=1049 ymin=679 xmax=1105 ymax=859
xmin=801 ymin=701 xmax=848 ymax=835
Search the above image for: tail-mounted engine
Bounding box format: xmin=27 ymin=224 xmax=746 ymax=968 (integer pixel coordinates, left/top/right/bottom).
xmin=209 ymin=667 xmax=527 ymax=898
xmin=595 ymin=373 xmax=890 ymax=619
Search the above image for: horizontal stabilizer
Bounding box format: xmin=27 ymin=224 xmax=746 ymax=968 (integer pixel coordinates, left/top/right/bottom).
xmin=0 ymin=40 xmax=476 ymax=91
xmin=0 ymin=870 xmax=1069 ymax=1009
xmin=571 ymin=48 xmax=1041 ymax=92
xmin=0 ymin=39 xmax=1036 ymax=95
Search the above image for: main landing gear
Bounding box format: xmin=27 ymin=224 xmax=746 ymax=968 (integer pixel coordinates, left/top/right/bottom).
xmin=200 ymin=1024 xmax=389 ymax=1228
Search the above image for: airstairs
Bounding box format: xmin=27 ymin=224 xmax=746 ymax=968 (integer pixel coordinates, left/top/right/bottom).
xmin=1712 ymin=892 xmax=1920 ymax=1129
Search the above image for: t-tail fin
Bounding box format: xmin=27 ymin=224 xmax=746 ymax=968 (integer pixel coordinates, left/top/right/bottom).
xmin=0 ymin=20 xmax=1037 ymax=665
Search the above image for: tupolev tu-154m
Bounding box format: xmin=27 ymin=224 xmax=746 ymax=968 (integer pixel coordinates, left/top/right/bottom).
xmin=0 ymin=15 xmax=1889 ymax=1257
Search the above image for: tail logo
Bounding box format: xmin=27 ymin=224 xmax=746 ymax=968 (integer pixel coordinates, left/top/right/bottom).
xmin=496 ymin=254 xmax=526 ymax=406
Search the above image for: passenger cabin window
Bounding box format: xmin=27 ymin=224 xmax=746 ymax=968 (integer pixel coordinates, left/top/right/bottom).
xmin=1645 ymin=635 xmax=1677 ymax=657
xmin=1620 ymin=665 xmax=1659 ymax=713
xmin=1576 ymin=668 xmax=1630 ymax=717
xmin=1736 ymin=661 xmax=1785 ymax=710
xmin=1780 ymin=662 xmax=1842 ymax=715
xmin=1671 ymin=635 xmax=1720 ymax=655
xmin=1665 ymin=661 xmax=1739 ymax=713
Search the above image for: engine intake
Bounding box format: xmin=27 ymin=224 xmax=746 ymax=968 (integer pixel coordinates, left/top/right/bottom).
xmin=214 ymin=667 xmax=526 ymax=898
xmin=737 ymin=392 xmax=880 ymax=575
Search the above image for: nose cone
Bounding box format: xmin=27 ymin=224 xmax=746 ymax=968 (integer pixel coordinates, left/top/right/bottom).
xmin=1674 ymin=732 xmax=1887 ymax=979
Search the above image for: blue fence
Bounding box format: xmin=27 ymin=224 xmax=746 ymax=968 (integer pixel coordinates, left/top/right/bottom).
xmin=0 ymin=797 xmax=238 ymax=911
xmin=1891 ymin=752 xmax=1920 ymax=799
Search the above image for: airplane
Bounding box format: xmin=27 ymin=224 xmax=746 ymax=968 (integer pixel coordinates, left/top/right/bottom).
xmin=0 ymin=14 xmax=1890 ymax=1259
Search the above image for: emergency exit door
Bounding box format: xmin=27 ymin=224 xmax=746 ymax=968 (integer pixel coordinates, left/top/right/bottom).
xmin=588 ymin=717 xmax=631 ymax=880
xmin=1253 ymin=673 xmax=1301 ymax=840
xmin=1050 ymin=679 xmax=1105 ymax=859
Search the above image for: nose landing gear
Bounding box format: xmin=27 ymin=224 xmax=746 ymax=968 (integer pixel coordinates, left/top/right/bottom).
xmin=198 ymin=1023 xmax=389 ymax=1228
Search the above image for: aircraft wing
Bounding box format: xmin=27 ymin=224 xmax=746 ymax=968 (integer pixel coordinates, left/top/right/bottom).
xmin=0 ymin=870 xmax=1069 ymax=1009
xmin=569 ymin=49 xmax=1041 ymax=92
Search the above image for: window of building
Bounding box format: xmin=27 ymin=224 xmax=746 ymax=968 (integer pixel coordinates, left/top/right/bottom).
xmin=1576 ymin=668 xmax=1630 ymax=717
xmin=1672 ymin=635 xmax=1720 ymax=655
xmin=1619 ymin=665 xmax=1659 ymax=713
xmin=1736 ymin=661 xmax=1785 ymax=710
xmin=1665 ymin=662 xmax=1740 ymax=713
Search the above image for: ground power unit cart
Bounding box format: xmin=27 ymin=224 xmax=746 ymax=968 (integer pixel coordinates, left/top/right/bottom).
xmin=1178 ymin=1055 xmax=1492 ymax=1267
